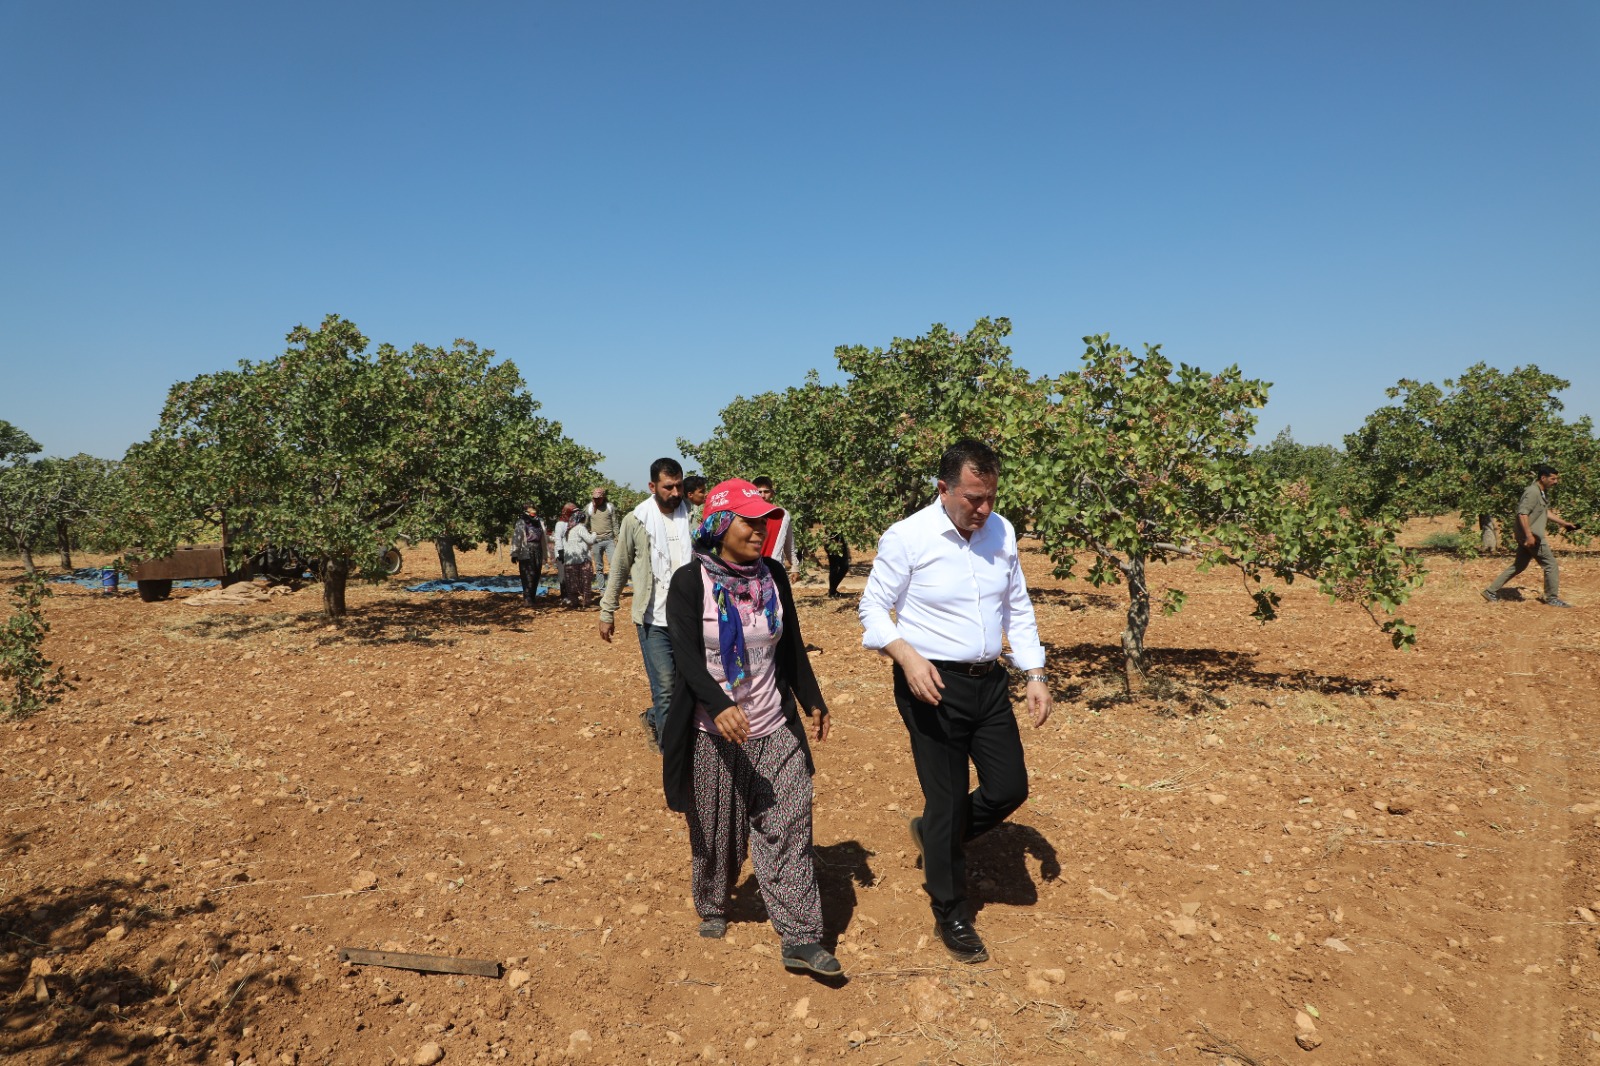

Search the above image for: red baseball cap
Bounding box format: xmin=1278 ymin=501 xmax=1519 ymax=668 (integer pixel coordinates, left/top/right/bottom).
xmin=704 ymin=478 xmax=783 ymax=521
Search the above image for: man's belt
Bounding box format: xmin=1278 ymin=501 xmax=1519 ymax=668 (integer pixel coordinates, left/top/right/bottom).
xmin=929 ymin=658 xmax=999 ymax=677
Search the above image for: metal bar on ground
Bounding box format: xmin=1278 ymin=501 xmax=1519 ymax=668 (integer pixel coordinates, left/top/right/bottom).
xmin=338 ymin=948 xmax=502 ymax=978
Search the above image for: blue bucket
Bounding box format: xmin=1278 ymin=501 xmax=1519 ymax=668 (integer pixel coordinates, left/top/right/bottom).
xmin=100 ymin=568 xmax=118 ymax=595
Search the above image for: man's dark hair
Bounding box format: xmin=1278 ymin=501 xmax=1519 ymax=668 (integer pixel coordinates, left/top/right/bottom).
xmin=682 ymin=474 xmax=706 ymax=495
xmin=1534 ymin=463 xmax=1559 ymax=478
xmin=650 ymin=457 xmax=684 ymax=483
xmin=939 ymin=439 xmax=1000 ymax=484
xmin=751 ymin=475 xmax=775 ymax=490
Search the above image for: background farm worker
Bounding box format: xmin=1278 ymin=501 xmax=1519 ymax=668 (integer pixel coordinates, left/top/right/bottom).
xmin=586 ymin=486 xmax=619 ymax=592
xmin=660 ymin=478 xmax=839 ymax=976
xmin=599 ymin=458 xmax=691 ymax=755
xmin=751 ymin=475 xmax=799 ymax=571
xmin=560 ymin=510 xmax=597 ymax=609
xmin=824 ymin=532 xmax=851 ymax=599
xmin=510 ymin=502 xmax=547 ymax=607
xmin=553 ymin=503 xmax=575 ymax=594
xmin=683 ymin=474 xmax=708 ymax=526
xmin=1483 ymin=462 xmax=1578 ymax=608
xmin=858 ymin=438 xmax=1051 ymax=964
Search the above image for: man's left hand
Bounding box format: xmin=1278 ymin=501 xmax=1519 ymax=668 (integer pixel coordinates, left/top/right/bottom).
xmin=1025 ymin=679 xmax=1052 ymax=728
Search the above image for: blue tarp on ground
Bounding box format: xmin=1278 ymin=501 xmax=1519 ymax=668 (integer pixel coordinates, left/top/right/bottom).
xmin=50 ymin=568 xmax=220 ymax=591
xmin=405 ymin=575 xmax=557 ymax=595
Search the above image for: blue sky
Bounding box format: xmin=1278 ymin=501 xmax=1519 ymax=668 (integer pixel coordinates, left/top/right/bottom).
xmin=3 ymin=2 xmax=1596 ymax=486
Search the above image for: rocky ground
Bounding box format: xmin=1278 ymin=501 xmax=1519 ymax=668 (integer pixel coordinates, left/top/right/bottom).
xmin=3 ymin=523 xmax=1598 ymax=1065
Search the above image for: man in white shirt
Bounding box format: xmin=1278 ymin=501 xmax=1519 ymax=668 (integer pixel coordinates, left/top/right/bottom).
xmin=858 ymin=439 xmax=1051 ymax=963
xmin=599 ymin=458 xmax=691 ymax=754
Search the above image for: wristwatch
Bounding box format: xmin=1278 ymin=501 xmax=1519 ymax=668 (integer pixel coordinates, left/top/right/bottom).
xmin=1025 ymin=672 xmax=1048 ymax=684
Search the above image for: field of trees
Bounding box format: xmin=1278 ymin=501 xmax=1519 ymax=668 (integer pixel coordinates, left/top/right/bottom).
xmin=3 ymin=315 xmax=1598 ymax=1064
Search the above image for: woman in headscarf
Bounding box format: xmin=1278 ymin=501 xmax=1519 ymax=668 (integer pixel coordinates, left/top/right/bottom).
xmin=661 ymin=478 xmax=840 ymax=977
xmin=510 ymin=502 xmax=547 ymax=607
xmin=559 ymin=505 xmax=596 ymax=609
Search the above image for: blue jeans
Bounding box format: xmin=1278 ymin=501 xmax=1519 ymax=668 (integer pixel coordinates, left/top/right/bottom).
xmin=637 ymin=623 xmax=675 ymax=744
xmin=591 ymin=537 xmax=616 ymax=590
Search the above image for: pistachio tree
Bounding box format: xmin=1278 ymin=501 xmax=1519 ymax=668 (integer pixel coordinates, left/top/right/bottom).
xmin=682 ymin=317 xmax=1034 ymax=561
xmin=392 ymin=340 xmax=601 ymax=579
xmin=123 ymin=315 xmax=598 ymax=618
xmin=1002 ymin=335 xmax=1423 ymax=690
xmin=0 ymin=422 xmax=45 ymax=572
xmin=679 ymin=372 xmax=846 ymax=568
xmin=1343 ymin=364 xmax=1599 ymax=550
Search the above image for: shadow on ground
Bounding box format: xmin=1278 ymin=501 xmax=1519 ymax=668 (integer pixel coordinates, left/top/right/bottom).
xmin=1038 ymin=640 xmax=1398 ymax=705
xmin=969 ymin=822 xmax=1060 ymax=912
xmin=0 ymin=876 xmax=291 ymax=1063
xmin=164 ymin=594 xmax=564 ymax=648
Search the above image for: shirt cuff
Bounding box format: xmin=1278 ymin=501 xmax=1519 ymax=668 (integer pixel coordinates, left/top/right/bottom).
xmin=1007 ymin=648 xmax=1046 ymax=672
xmin=860 ymin=618 xmax=901 ymax=652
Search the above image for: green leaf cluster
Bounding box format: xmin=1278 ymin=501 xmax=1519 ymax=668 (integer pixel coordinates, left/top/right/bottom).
xmin=1 ymin=575 xmax=72 ymax=718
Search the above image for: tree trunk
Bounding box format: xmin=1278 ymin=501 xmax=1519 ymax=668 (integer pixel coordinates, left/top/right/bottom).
xmin=322 ymin=557 xmax=349 ymax=619
xmin=56 ymin=520 xmax=73 ymax=570
xmin=16 ymin=536 xmax=36 ymax=576
xmin=1120 ymin=552 xmax=1150 ymax=694
xmin=435 ymin=538 xmax=460 ymax=580
xmin=1478 ymin=514 xmax=1499 ymax=553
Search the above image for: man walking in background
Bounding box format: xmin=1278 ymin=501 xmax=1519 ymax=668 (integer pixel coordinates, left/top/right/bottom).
xmin=683 ymin=474 xmax=708 ymax=526
xmin=599 ymin=458 xmax=691 ymax=753
xmin=752 ymin=475 xmax=799 ymax=572
xmin=859 ymin=439 xmax=1052 ymax=964
xmin=587 ymin=486 xmax=619 ymax=592
xmin=1484 ymin=463 xmax=1578 ymax=607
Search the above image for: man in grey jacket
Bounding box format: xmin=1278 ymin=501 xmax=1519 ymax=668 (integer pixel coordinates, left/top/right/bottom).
xmin=598 ymin=458 xmax=690 ymax=753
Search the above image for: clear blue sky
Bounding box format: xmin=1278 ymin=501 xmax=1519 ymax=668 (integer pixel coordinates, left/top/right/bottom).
xmin=4 ymin=2 xmax=1596 ymax=487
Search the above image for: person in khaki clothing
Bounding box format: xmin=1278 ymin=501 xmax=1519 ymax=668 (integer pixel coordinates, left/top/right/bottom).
xmin=1484 ymin=463 xmax=1578 ymax=608
xmin=599 ymin=458 xmax=690 ymax=753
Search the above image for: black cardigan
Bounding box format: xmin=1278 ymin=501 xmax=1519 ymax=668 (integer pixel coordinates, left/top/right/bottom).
xmin=660 ymin=557 xmax=829 ymax=814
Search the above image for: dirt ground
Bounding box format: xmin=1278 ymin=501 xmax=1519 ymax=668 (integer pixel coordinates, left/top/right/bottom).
xmin=3 ymin=523 xmax=1598 ymax=1066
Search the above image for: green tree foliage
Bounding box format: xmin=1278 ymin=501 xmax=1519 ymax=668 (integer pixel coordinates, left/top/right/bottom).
xmin=0 ymin=422 xmax=46 ymax=572
xmin=679 ymin=372 xmax=846 ymax=568
xmin=122 ymin=315 xmax=598 ymax=618
xmin=390 ymin=340 xmax=601 ymax=579
xmin=1002 ymin=336 xmax=1423 ymax=689
xmin=1 ymin=575 xmax=72 ymax=718
xmin=1250 ymin=427 xmax=1346 ymax=504
xmin=681 ymin=318 xmax=1031 ymax=563
xmin=36 ymin=455 xmax=122 ymax=568
xmin=1343 ymin=364 xmax=1599 ymax=549
xmin=830 ymin=318 xmax=1034 ymax=545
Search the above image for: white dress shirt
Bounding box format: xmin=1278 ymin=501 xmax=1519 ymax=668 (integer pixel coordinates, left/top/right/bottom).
xmin=859 ymin=498 xmax=1046 ymax=671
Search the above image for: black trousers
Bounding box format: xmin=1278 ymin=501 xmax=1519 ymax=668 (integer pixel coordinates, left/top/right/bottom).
xmin=825 ymin=537 xmax=850 ymax=594
xmin=894 ymin=663 xmax=1029 ymax=922
xmin=516 ymin=557 xmax=542 ymax=604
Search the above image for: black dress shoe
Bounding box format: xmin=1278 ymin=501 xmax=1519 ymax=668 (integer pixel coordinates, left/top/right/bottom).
xmin=934 ymin=918 xmax=989 ymax=963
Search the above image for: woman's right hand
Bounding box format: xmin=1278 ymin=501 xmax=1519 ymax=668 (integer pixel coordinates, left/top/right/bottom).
xmin=714 ymin=706 xmax=751 ymax=744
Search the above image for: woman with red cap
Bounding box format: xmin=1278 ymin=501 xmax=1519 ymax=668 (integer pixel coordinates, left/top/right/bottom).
xmin=661 ymin=478 xmax=840 ymax=977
